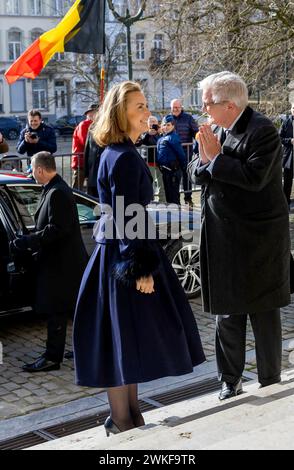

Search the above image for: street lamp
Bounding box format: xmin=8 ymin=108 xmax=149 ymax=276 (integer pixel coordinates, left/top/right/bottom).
xmin=153 ymin=48 xmax=166 ymax=110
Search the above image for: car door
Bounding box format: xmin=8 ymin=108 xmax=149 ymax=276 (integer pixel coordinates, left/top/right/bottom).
xmin=72 ymin=191 xmax=100 ymax=255
xmin=0 ymin=189 xmax=34 ymax=313
xmin=7 ymin=183 xmax=100 ymax=256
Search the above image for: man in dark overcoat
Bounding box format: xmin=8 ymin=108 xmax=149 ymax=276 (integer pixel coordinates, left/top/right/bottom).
xmin=189 ymin=71 xmax=290 ymax=399
xmin=13 ymin=151 xmax=88 ymax=372
xmin=280 ymin=103 xmax=294 ymax=207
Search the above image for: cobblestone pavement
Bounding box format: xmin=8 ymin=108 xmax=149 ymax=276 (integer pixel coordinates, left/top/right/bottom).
xmin=0 ymin=187 xmax=294 ymax=421
xmin=1 ymin=296 xmax=294 ymax=420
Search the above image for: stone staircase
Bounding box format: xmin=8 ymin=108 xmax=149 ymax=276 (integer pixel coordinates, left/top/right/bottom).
xmin=27 ymin=368 xmax=294 ymax=450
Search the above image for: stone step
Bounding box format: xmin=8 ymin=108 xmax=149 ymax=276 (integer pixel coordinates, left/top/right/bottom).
xmin=27 ymin=368 xmax=294 ymax=450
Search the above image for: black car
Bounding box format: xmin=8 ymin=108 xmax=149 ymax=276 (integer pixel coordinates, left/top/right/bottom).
xmin=53 ymin=115 xmax=85 ymax=136
xmin=0 ymin=117 xmax=22 ymax=140
xmin=0 ymin=173 xmax=201 ymax=316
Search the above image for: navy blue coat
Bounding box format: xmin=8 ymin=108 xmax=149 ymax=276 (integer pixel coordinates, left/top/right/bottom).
xmin=17 ymin=122 xmax=57 ymax=157
xmin=171 ymin=111 xmax=198 ymax=144
xmin=157 ymin=131 xmax=187 ymax=170
xmin=73 ymin=140 xmax=205 ymax=387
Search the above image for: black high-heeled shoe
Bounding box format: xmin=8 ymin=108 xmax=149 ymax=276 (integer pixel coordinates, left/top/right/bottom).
xmin=104 ymin=416 xmax=121 ymax=437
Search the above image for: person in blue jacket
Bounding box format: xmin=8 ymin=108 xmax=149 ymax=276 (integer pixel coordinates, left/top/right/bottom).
xmin=17 ymin=109 xmax=57 ymax=172
xmin=157 ymin=114 xmax=187 ymax=205
xmin=73 ymin=81 xmax=205 ymax=437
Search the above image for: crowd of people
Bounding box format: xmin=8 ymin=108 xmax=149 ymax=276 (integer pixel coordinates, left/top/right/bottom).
xmin=1 ymin=71 xmax=294 ymax=438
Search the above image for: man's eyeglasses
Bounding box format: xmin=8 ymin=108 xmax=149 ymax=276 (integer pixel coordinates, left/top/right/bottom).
xmin=202 ymin=101 xmax=227 ymax=110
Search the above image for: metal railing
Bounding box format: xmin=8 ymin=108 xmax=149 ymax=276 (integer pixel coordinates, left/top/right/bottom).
xmin=0 ymin=153 xmax=83 ymax=189
xmin=0 ymin=143 xmax=200 ymax=196
xmin=136 ymin=142 xmax=199 ymax=196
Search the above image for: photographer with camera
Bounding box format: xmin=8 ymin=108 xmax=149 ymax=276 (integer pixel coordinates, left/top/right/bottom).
xmin=17 ymin=110 xmax=57 ymax=167
xmin=136 ymin=115 xmax=165 ymax=202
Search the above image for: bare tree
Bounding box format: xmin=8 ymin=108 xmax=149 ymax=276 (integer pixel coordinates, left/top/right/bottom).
xmin=48 ymin=25 xmax=128 ymax=108
xmin=107 ymin=0 xmax=152 ymax=79
xmin=153 ymin=0 xmax=294 ymax=114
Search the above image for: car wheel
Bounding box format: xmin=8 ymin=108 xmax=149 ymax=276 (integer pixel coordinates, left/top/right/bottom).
xmin=7 ymin=129 xmax=18 ymax=140
xmin=55 ymin=129 xmax=61 ymax=137
xmin=165 ymin=240 xmax=201 ymax=299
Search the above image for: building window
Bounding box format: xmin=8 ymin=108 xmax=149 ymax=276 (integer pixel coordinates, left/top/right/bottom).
xmin=32 ymin=79 xmax=48 ymax=110
xmin=116 ymin=0 xmax=127 ymax=16
xmin=136 ymin=34 xmax=145 ymax=60
xmin=31 ymin=29 xmax=43 ymax=43
xmin=10 ymin=80 xmax=26 ymax=112
xmin=51 ymin=0 xmax=65 ymax=16
xmin=190 ymin=88 xmax=201 ymax=107
xmin=54 ymin=52 xmax=65 ymax=61
xmin=55 ymin=80 xmax=66 ymax=108
xmin=29 ymin=0 xmax=42 ymax=16
xmin=8 ymin=30 xmax=21 ymax=61
xmin=153 ymin=34 xmax=163 ymax=50
xmin=6 ymin=0 xmax=20 ymax=15
xmin=116 ymin=33 xmax=127 ymax=65
xmin=173 ymin=43 xmax=180 ymax=62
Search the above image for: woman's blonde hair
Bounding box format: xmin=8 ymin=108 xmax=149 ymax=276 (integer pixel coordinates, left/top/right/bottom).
xmin=92 ymin=81 xmax=142 ymax=147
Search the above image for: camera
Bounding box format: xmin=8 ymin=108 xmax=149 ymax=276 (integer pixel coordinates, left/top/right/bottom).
xmin=29 ymin=132 xmax=38 ymax=139
xmin=151 ymin=124 xmax=159 ymax=131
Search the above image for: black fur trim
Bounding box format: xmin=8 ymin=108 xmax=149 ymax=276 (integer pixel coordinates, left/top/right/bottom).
xmin=113 ymin=245 xmax=160 ymax=287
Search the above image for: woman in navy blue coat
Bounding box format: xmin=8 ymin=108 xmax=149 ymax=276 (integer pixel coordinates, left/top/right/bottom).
xmin=73 ymin=81 xmax=205 ymax=436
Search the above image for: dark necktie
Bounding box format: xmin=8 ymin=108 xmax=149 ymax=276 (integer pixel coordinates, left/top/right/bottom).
xmin=220 ymin=129 xmax=229 ymax=145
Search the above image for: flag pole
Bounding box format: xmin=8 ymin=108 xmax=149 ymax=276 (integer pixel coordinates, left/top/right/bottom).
xmin=100 ymin=55 xmax=105 ymax=103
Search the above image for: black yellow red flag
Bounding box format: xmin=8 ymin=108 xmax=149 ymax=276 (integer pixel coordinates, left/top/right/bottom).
xmin=5 ymin=0 xmax=105 ymax=85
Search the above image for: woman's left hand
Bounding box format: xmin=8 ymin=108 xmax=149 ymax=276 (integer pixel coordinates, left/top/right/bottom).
xmin=136 ymin=275 xmax=155 ymax=294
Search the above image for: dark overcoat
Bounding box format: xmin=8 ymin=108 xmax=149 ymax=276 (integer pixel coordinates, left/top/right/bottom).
xmin=193 ymin=107 xmax=290 ymax=315
xmin=26 ymin=174 xmax=88 ymax=314
xmin=84 ymin=131 xmax=104 ymax=189
xmin=73 ymin=140 xmax=205 ymax=388
xmin=279 ymin=116 xmax=294 ymax=169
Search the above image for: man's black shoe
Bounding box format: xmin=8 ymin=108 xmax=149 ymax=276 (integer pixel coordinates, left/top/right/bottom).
xmin=64 ymin=350 xmax=74 ymax=359
xmin=259 ymin=378 xmax=281 ymax=389
xmin=218 ymin=378 xmax=243 ymax=400
xmin=22 ymin=356 xmax=60 ymax=373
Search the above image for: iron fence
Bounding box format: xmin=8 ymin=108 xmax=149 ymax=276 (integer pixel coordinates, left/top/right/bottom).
xmin=0 ymin=143 xmax=200 ymax=197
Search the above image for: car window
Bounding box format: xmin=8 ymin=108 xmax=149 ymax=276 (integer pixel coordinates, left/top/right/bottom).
xmin=0 ymin=190 xmax=20 ymax=235
xmin=7 ymin=185 xmax=42 ymax=229
xmin=68 ymin=118 xmax=76 ymax=126
xmin=73 ymin=193 xmax=100 ymax=223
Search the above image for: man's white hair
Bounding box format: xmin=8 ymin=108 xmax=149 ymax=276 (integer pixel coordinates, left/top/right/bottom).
xmin=148 ymin=115 xmax=158 ymax=124
xmin=170 ymin=98 xmax=182 ymax=107
xmin=199 ymin=71 xmax=248 ymax=109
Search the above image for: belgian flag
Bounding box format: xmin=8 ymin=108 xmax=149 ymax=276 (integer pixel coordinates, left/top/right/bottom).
xmin=5 ymin=0 xmax=105 ymax=85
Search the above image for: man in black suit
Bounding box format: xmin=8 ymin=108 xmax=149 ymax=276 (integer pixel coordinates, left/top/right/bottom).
xmin=280 ymin=103 xmax=294 ymax=207
xmin=190 ymin=71 xmax=290 ymax=399
xmin=13 ymin=151 xmax=88 ymax=372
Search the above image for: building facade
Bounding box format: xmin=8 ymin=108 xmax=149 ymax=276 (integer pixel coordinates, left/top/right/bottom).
xmin=0 ymin=0 xmax=201 ymax=126
xmin=105 ymin=1 xmax=201 ymax=113
xmin=0 ymin=0 xmax=78 ymax=124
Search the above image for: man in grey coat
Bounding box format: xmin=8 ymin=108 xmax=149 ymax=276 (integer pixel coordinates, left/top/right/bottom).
xmin=190 ymin=71 xmax=290 ymax=399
